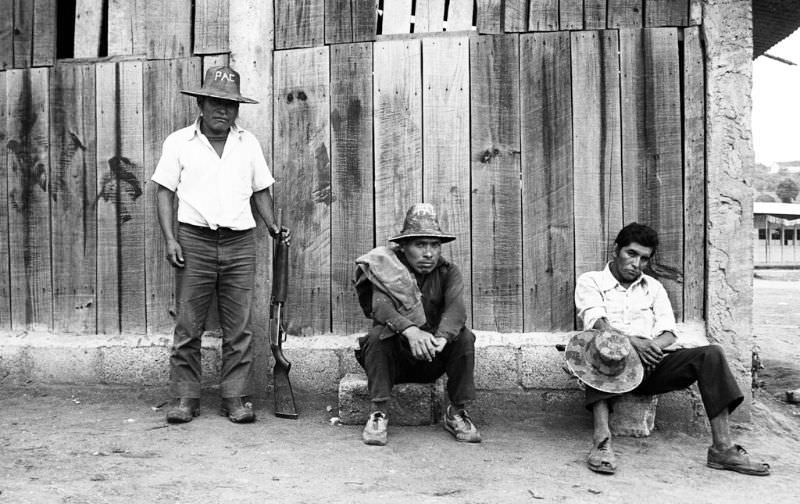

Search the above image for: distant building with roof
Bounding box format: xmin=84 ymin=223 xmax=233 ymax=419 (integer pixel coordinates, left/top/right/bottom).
xmin=754 ymin=202 xmax=800 ymax=265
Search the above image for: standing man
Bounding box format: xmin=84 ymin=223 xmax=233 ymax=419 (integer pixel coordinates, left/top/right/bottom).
xmin=152 ymin=66 xmax=289 ymax=424
xmin=569 ymin=223 xmax=769 ymax=475
xmin=354 ymin=203 xmax=480 ymax=446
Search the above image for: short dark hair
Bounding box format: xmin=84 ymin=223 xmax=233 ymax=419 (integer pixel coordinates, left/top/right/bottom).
xmin=614 ymin=222 xmax=659 ymax=251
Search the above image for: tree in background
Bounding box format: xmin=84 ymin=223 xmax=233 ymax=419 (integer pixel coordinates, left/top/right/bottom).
xmin=776 ymin=178 xmax=800 ymax=203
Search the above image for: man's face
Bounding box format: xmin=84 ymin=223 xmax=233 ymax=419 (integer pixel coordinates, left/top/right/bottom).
xmin=611 ymin=241 xmax=653 ymax=284
xmin=199 ymin=97 xmax=239 ymax=136
xmin=400 ymin=238 xmax=442 ymax=275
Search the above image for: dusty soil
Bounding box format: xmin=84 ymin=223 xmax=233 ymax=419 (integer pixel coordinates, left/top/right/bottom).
xmin=1 ymin=274 xmax=799 ymax=504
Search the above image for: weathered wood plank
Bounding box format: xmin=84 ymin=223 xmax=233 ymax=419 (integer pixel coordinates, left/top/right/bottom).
xmin=584 ymin=0 xmax=607 ymax=30
xmin=689 ymin=0 xmax=702 ymax=25
xmin=275 ymin=0 xmax=324 ymax=48
xmin=447 ymin=0 xmax=475 ymax=31
xmin=608 ymin=0 xmax=643 ymax=28
xmin=0 ymin=0 xmax=12 ymax=69
xmin=528 ymin=0 xmax=558 ymax=31
xmin=505 ymin=0 xmax=528 ymax=32
xmin=326 ymin=0 xmax=376 ymax=44
xmin=560 ymin=0 xmax=583 ymax=30
xmin=373 ymin=39 xmax=422 ymax=243
xmin=422 ymin=36 xmax=472 ymax=322
xmin=202 ymin=54 xmax=230 ymax=72
xmin=146 ymin=0 xmax=192 ymax=59
xmin=7 ymin=68 xmax=52 ymax=330
xmin=50 ymin=63 xmax=97 ymax=333
xmin=476 ymin=0 xmax=502 ymax=34
xmin=0 ymin=71 xmax=9 ymax=326
xmin=194 ymin=0 xmax=230 ymax=54
xmin=74 ymin=0 xmax=104 ymax=58
xmin=571 ymin=31 xmax=622 ymax=278
xmin=683 ymin=26 xmax=704 ymax=321
xmin=415 ymin=0 xmax=446 ymax=33
xmin=13 ymin=0 xmax=33 ymax=68
xmin=619 ymin=29 xmax=645 ymax=225
xmin=327 ymin=0 xmax=355 ymax=44
xmin=352 ymin=0 xmax=377 ymax=41
xmin=330 ymin=42 xmax=373 ymax=334
xmin=520 ymin=32 xmax=574 ymax=331
xmin=143 ymin=58 xmax=201 ymax=335
xmin=108 ymin=0 xmax=146 ymax=56
xmin=382 ymin=0 xmax=412 ymax=34
xmin=32 ymin=0 xmax=56 ymax=66
xmin=470 ymin=34 xmax=522 ymax=332
xmin=273 ymin=47 xmax=331 ymax=335
xmin=619 ymin=28 xmax=683 ymax=317
xmin=96 ymin=61 xmax=147 ymax=334
xmin=645 ymin=0 xmax=688 ymax=27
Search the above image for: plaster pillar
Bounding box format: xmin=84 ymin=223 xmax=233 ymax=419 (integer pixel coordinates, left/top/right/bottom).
xmin=702 ymin=0 xmax=754 ymax=420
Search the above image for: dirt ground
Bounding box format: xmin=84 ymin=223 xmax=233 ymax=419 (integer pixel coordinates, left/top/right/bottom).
xmin=1 ymin=274 xmax=799 ymax=504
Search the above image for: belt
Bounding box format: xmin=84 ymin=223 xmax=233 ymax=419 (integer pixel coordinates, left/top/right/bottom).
xmin=179 ymin=223 xmax=252 ymax=236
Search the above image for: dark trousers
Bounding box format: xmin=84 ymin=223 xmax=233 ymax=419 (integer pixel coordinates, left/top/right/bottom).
xmin=585 ymin=345 xmax=744 ymax=419
xmin=357 ymin=326 xmax=476 ymax=405
xmin=170 ymin=224 xmax=256 ymax=399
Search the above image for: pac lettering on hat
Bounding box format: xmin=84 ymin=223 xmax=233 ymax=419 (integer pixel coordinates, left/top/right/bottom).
xmin=214 ymin=70 xmax=237 ymax=83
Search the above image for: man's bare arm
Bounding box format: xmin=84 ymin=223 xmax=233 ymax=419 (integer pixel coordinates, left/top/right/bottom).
xmin=156 ymin=185 xmax=183 ymax=268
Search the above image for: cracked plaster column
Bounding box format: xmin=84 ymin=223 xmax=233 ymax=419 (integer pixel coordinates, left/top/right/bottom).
xmin=703 ymin=0 xmax=754 ymax=420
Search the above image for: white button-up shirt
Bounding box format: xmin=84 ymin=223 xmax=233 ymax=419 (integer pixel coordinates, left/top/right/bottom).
xmin=575 ymin=264 xmax=676 ymax=339
xmin=151 ymin=120 xmax=275 ymax=230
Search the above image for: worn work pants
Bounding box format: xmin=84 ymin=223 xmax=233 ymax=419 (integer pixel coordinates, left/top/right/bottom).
xmin=170 ymin=223 xmax=256 ymax=399
xmin=357 ymin=326 xmax=476 ymax=405
xmin=584 ymin=345 xmax=744 ymax=419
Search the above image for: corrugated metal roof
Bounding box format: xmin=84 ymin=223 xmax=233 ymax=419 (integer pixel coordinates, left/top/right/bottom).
xmin=754 ymin=0 xmax=800 ymax=58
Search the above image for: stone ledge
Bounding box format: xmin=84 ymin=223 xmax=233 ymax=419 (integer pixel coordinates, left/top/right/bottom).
xmin=337 ymin=373 xmax=444 ymax=425
xmin=0 ymin=323 xmax=709 ymax=433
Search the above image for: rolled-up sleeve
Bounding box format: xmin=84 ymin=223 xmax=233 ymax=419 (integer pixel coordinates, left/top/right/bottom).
xmin=650 ymin=281 xmax=677 ymax=337
xmin=574 ymin=273 xmax=607 ymax=330
xmin=246 ymin=132 xmax=275 ymax=192
xmin=150 ymin=136 xmax=181 ymax=191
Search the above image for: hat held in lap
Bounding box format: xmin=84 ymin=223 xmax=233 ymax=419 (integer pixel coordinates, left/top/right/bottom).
xmin=565 ymin=330 xmax=644 ymax=394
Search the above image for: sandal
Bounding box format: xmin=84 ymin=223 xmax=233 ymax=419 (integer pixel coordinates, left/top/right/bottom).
xmin=587 ymin=437 xmax=617 ymax=474
xmin=707 ymin=444 xmax=770 ymax=476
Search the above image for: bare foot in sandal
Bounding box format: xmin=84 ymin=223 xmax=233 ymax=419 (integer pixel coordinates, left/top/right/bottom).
xmin=587 ymin=436 xmax=617 ymax=474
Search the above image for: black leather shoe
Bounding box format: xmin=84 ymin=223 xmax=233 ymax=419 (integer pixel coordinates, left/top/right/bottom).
xmin=165 ymin=398 xmax=200 ymax=424
xmin=220 ymin=397 xmax=255 ymax=423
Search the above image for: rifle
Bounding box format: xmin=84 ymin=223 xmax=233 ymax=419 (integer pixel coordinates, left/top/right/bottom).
xmin=269 ymin=210 xmax=298 ymax=419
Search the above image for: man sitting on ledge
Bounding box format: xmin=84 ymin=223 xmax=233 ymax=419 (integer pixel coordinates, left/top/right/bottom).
xmin=568 ymin=222 xmax=770 ymax=476
xmin=354 ymin=203 xmax=480 ymax=446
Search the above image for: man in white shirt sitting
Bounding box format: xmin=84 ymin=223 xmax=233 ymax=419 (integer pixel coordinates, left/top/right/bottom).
xmin=570 ymin=223 xmax=769 ymax=476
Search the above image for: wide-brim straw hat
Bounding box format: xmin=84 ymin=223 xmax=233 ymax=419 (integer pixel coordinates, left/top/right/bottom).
xmin=564 ymin=329 xmax=644 ymax=394
xmin=180 ymin=66 xmax=258 ymax=104
xmin=388 ymin=203 xmax=456 ymax=243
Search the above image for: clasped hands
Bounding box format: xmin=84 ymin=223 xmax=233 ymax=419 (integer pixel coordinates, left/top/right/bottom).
xmin=403 ymin=326 xmax=447 ymax=362
xmin=619 ymin=330 xmax=664 ymax=370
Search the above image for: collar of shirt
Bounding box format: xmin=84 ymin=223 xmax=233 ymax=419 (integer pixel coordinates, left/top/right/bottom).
xmin=179 ymin=117 xmax=246 ymax=142
xmin=596 ymin=263 xmax=650 ymax=292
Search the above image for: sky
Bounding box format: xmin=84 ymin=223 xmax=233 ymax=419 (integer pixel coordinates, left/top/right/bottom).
xmin=752 ymin=27 xmax=800 ymax=166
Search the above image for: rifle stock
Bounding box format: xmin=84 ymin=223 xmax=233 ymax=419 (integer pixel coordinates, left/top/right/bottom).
xmin=268 ymin=210 xmax=297 ymax=419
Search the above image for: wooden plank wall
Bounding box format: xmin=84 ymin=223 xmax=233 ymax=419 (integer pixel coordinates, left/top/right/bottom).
xmin=0 ymin=1 xmax=706 ymax=335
